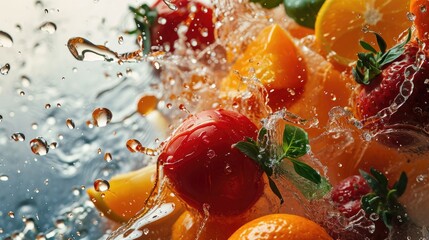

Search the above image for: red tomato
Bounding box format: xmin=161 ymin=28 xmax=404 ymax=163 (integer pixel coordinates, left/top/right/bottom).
xmin=159 ymin=109 xmax=264 ymax=216
xmin=151 ymin=0 xmax=215 ymax=51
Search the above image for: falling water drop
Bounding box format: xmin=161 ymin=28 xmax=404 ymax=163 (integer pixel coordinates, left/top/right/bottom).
xmin=92 ymin=108 xmax=112 ymax=127
xmin=93 ymin=179 xmax=110 ymax=192
xmin=126 ymin=139 xmax=142 ymax=152
xmin=104 ymin=152 xmax=112 ymax=162
xmin=11 ymin=132 xmax=25 ymax=142
xmin=1 ymin=63 xmax=10 ymax=75
xmin=66 ymin=118 xmax=75 ymax=129
xmin=29 ymin=137 xmax=49 ymax=156
xmin=39 ymin=22 xmax=57 ymax=34
xmin=0 ymin=31 xmax=13 ymax=48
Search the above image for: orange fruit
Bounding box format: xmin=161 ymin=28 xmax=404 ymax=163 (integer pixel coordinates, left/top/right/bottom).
xmin=221 ymin=24 xmax=307 ymax=111
xmin=87 ymin=164 xmax=183 ymax=238
xmin=228 ymin=214 xmax=332 ymax=240
xmin=171 ymin=211 xmax=250 ymax=240
xmin=410 ymin=0 xmax=429 ymax=42
xmin=315 ymin=0 xmax=412 ymax=66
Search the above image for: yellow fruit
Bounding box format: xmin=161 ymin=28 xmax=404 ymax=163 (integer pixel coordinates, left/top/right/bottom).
xmin=315 ymin=0 xmax=412 ymax=66
xmin=228 ymin=214 xmax=332 ymax=240
xmin=87 ymin=164 xmax=183 ymax=238
xmin=221 ymin=24 xmax=307 ymax=111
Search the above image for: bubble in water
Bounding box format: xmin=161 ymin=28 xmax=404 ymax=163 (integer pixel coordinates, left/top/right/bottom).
xmin=1 ymin=63 xmax=10 ymax=75
xmin=29 ymin=137 xmax=49 ymax=156
xmin=93 ymin=179 xmax=110 ymax=192
xmin=66 ymin=118 xmax=75 ymax=129
xmin=137 ymin=95 xmax=158 ymax=116
xmin=92 ymin=107 xmax=112 ymax=127
xmin=126 ymin=139 xmax=142 ymax=152
xmin=39 ymin=22 xmax=57 ymax=34
xmin=31 ymin=123 xmax=38 ymax=130
xmin=104 ymin=152 xmax=112 ymax=162
xmin=0 ymin=31 xmax=13 ymax=47
xmin=0 ymin=174 xmax=9 ymax=181
xmin=11 ymin=132 xmax=25 ymax=142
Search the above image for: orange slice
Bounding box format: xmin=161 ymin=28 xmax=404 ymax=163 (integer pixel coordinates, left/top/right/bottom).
xmin=315 ymin=0 xmax=412 ymax=66
xmin=87 ymin=164 xmax=183 ymax=237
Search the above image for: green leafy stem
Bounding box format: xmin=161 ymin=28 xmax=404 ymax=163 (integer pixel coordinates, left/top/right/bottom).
xmin=127 ymin=4 xmax=158 ymax=54
xmin=234 ymin=124 xmax=331 ymax=204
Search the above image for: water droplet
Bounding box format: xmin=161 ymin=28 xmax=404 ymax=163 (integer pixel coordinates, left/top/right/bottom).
xmin=369 ymin=212 xmax=379 ymax=221
xmin=49 ymin=142 xmax=57 ymax=149
xmin=158 ymin=17 xmax=167 ymax=25
xmin=139 ymin=147 xmax=159 ymax=156
xmin=207 ymin=149 xmax=216 ymax=159
xmin=29 ymin=137 xmax=49 ymax=156
xmin=56 ymin=103 xmax=61 ymax=108
xmin=1 ymin=63 xmax=10 ymax=75
xmin=0 ymin=175 xmax=9 ymax=181
xmin=416 ymin=174 xmax=426 ymax=183
xmin=21 ymin=76 xmax=31 ymax=87
xmin=104 ymin=152 xmax=112 ymax=162
xmin=152 ymin=61 xmax=161 ymax=69
xmin=118 ymin=36 xmax=124 ymax=45
xmin=72 ymin=187 xmax=81 ymax=196
xmin=137 ymin=95 xmax=158 ymax=116
xmin=0 ymin=31 xmax=13 ymax=48
xmin=0 ymin=115 xmax=2 ymax=122
xmin=407 ymin=12 xmax=416 ymax=21
xmin=11 ymin=132 xmax=25 ymax=142
xmin=163 ymin=0 xmax=178 ymax=10
xmin=93 ymin=179 xmax=110 ymax=192
xmin=39 ymin=22 xmax=57 ymax=34
xmin=116 ymin=72 xmax=123 ymax=78
xmin=92 ymin=108 xmax=112 ymax=127
xmin=166 ymin=103 xmax=173 ymax=109
xmin=66 ymin=118 xmax=75 ymax=129
xmin=420 ymin=5 xmax=427 ymax=13
xmin=8 ymin=211 xmax=15 ymax=218
xmin=126 ymin=139 xmax=142 ymax=152
xmin=44 ymin=103 xmax=51 ymax=109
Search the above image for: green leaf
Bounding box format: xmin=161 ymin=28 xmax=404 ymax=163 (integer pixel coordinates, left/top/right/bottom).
xmin=360 ymin=40 xmax=378 ymax=54
xmin=233 ymin=141 xmax=260 ymax=163
xmin=393 ymin=172 xmax=408 ymax=197
xmin=360 ymin=169 xmax=382 ymax=195
xmin=282 ymin=125 xmax=309 ymax=159
xmin=284 ymin=0 xmax=326 ymax=29
xmin=374 ymin=32 xmax=387 ymax=53
xmin=127 ymin=3 xmax=158 ymax=54
xmin=370 ymin=168 xmax=388 ymax=189
xmin=382 ymin=210 xmax=393 ymax=230
xmin=268 ymin=176 xmax=284 ymax=204
xmin=290 ymin=159 xmax=321 ymax=184
xmin=258 ymin=127 xmax=267 ymax=145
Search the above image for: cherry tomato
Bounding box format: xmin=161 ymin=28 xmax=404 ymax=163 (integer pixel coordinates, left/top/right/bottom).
xmin=151 ymin=0 xmax=215 ymax=51
xmin=159 ymin=109 xmax=264 ymax=216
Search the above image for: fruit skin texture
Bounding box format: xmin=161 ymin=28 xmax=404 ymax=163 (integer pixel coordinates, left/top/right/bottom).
xmin=159 ymin=109 xmax=264 ymax=216
xmin=150 ymin=0 xmax=215 ymax=51
xmin=355 ymin=41 xmax=429 ymax=129
xmin=221 ymin=24 xmax=307 ymax=111
xmin=330 ymin=175 xmax=388 ymax=240
xmin=411 ymin=0 xmax=429 ymax=42
xmin=228 ymin=214 xmax=333 ymax=240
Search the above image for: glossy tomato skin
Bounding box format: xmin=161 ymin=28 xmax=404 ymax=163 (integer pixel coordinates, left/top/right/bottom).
xmin=159 ymin=109 xmax=264 ymax=216
xmin=151 ymin=0 xmax=215 ymax=52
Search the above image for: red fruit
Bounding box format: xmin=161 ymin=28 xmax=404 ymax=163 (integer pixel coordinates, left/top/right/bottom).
xmin=354 ymin=38 xmax=429 ymax=131
xmin=150 ymin=0 xmax=215 ymax=51
xmin=331 ymin=175 xmax=371 ymax=218
xmin=159 ymin=109 xmax=264 ymax=216
xmin=331 ymin=175 xmax=388 ymax=240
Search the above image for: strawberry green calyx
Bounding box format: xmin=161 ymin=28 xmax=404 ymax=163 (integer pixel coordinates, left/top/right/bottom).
xmin=359 ymin=168 xmax=408 ymax=230
xmin=234 ymin=124 xmax=331 ymax=204
xmin=127 ymin=4 xmax=158 ymax=54
xmin=353 ymin=29 xmax=412 ymax=85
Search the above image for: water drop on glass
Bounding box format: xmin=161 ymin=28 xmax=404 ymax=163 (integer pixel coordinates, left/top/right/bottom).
xmin=126 ymin=139 xmax=142 ymax=152
xmin=29 ymin=137 xmax=49 ymax=156
xmin=11 ymin=132 xmax=25 ymax=142
xmin=1 ymin=63 xmax=10 ymax=75
xmin=39 ymin=22 xmax=57 ymax=34
xmin=93 ymin=179 xmax=110 ymax=192
xmin=92 ymin=107 xmax=112 ymax=127
xmin=66 ymin=118 xmax=75 ymax=129
xmin=0 ymin=31 xmax=13 ymax=48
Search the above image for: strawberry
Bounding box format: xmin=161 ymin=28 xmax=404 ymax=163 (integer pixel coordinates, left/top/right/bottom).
xmin=330 ymin=169 xmax=408 ymax=240
xmin=353 ymin=30 xmax=429 ymax=133
xmin=128 ymin=0 xmax=215 ymax=53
